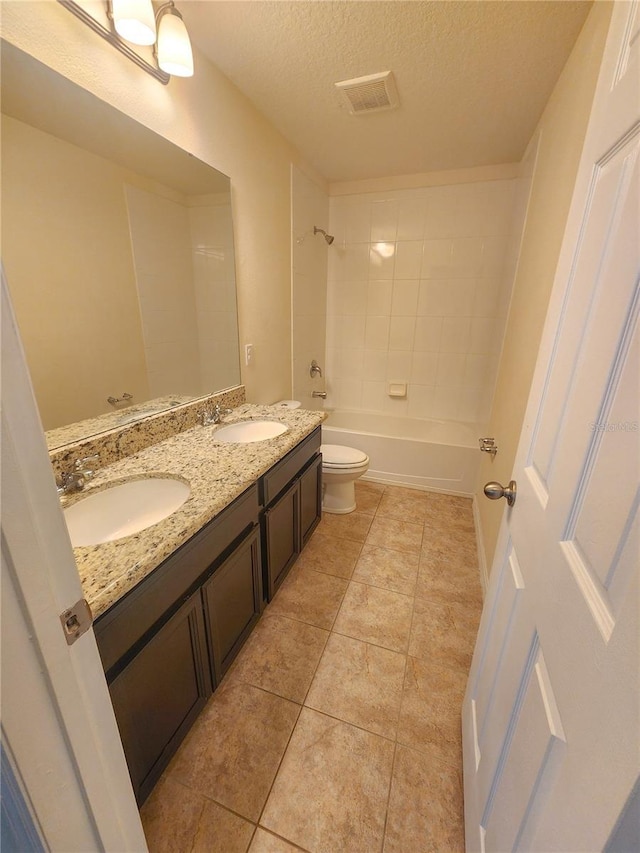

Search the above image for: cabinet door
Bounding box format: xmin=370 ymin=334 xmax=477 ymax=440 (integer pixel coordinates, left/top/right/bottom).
xmin=202 ymin=526 xmax=262 ymax=685
xmin=262 ymin=478 xmax=300 ymax=601
xmin=108 ymin=592 xmax=211 ymax=805
xmin=299 ymin=453 xmax=322 ymax=545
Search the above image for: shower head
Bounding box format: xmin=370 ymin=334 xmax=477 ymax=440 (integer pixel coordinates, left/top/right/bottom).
xmin=313 ymin=226 xmax=334 ymax=245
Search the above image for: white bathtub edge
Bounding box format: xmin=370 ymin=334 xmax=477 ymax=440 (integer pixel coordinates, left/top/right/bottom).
xmin=363 ymin=472 xmax=472 ymax=498
xmin=472 ymin=494 xmax=489 ymax=598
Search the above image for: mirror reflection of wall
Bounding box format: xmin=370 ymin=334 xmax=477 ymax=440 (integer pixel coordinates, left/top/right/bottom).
xmin=0 ymin=42 xmax=241 ymax=443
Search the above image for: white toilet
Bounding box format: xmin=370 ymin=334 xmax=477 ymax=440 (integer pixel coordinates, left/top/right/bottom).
xmin=321 ymin=444 xmax=370 ymax=514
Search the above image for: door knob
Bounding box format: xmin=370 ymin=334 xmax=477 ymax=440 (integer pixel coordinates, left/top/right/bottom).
xmin=484 ymin=480 xmax=517 ymax=506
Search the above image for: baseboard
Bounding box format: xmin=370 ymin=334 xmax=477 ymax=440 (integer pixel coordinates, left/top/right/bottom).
xmin=472 ymin=495 xmax=489 ymax=598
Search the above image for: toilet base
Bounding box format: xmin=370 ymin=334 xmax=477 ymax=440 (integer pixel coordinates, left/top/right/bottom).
xmin=322 ymin=480 xmax=357 ymax=514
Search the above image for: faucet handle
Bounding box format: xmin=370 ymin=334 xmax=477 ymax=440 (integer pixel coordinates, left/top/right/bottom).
xmin=74 ymin=454 xmax=99 ymax=479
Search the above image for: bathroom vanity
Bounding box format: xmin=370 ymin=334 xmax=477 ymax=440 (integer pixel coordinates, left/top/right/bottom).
xmin=72 ymin=409 xmax=322 ymax=804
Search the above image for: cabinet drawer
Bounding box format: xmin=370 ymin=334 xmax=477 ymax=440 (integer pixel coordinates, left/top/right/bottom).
xmin=95 ymin=484 xmax=259 ymax=676
xmin=261 ymin=426 xmax=321 ymax=506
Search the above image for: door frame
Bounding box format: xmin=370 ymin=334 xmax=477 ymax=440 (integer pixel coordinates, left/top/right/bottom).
xmin=1 ymin=271 xmax=148 ymax=851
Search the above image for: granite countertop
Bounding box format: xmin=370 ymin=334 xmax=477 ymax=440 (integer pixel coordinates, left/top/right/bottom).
xmin=70 ymin=404 xmax=325 ymax=620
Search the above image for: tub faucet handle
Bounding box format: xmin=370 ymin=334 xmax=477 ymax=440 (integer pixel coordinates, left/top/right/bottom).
xmin=310 ymin=360 xmax=323 ymax=378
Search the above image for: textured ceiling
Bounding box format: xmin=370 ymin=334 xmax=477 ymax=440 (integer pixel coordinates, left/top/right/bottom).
xmin=181 ymin=0 xmax=593 ymax=183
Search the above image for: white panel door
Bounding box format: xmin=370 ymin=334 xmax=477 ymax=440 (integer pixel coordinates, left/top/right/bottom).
xmin=463 ymin=3 xmax=640 ymax=851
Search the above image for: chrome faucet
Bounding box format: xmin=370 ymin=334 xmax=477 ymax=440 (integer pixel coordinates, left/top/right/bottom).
xmin=202 ymin=403 xmax=233 ymax=426
xmin=310 ymin=360 xmax=323 ymax=378
xmin=56 ymin=454 xmax=99 ymax=495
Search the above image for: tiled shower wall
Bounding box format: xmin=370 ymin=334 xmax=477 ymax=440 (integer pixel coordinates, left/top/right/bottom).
xmin=325 ymin=180 xmax=520 ymax=424
xmin=292 ymin=166 xmax=329 ymax=409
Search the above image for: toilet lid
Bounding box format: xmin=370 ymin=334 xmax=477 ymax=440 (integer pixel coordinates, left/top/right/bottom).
xmin=321 ymin=444 xmax=368 ymax=466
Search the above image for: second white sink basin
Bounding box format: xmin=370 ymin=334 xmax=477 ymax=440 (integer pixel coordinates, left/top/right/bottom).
xmin=214 ymin=420 xmax=288 ymax=443
xmin=64 ymin=477 xmax=190 ymax=547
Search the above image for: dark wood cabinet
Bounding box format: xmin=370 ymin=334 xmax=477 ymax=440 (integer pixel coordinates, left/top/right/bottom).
xmin=94 ymin=427 xmax=322 ymax=805
xmin=202 ymin=526 xmax=262 ymax=684
xmin=263 ymin=478 xmax=300 ymax=600
xmin=299 ymin=453 xmax=322 ymax=545
xmin=108 ymin=591 xmax=211 ymax=804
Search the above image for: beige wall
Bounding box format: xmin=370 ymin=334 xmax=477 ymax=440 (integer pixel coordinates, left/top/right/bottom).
xmin=475 ymin=1 xmax=614 ymax=575
xmin=1 ymin=115 xmax=151 ymax=429
xmin=0 ymin=1 xmax=327 ymax=406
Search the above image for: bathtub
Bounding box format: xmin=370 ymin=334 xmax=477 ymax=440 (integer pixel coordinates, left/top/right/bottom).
xmin=321 ymin=410 xmax=483 ymax=496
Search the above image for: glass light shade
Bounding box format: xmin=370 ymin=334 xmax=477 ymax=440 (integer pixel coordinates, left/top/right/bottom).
xmin=111 ymin=0 xmax=156 ymax=46
xmin=157 ymin=9 xmax=194 ymax=77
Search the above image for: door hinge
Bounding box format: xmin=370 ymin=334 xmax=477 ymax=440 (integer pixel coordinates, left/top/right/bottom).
xmin=60 ymin=598 xmax=93 ymax=645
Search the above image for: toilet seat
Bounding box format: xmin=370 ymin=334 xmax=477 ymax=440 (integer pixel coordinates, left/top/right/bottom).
xmin=321 ymin=444 xmax=369 ymax=468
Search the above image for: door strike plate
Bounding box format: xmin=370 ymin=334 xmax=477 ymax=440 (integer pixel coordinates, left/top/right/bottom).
xmin=60 ymin=598 xmax=93 ymax=645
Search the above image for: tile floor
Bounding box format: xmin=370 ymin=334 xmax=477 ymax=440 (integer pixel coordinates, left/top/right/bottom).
xmin=141 ymin=482 xmax=484 ymax=853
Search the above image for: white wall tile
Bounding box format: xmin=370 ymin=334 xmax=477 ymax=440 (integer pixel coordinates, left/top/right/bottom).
xmin=436 ymin=353 xmax=466 ymax=387
xmin=367 ymin=281 xmax=393 ymax=315
xmin=361 ymin=380 xmax=386 ymax=412
xmin=369 ymin=245 xmax=396 ymax=279
xmin=433 ymin=386 xmax=460 ymax=420
xmin=370 ymin=200 xmax=399 ymax=242
xmin=440 ymin=317 xmax=472 ymax=353
xmin=386 ymin=351 xmax=412 ymax=381
xmin=365 ymin=315 xmax=391 ymax=350
xmin=363 ymin=349 xmax=388 ymax=381
xmin=344 ymin=203 xmax=372 ymax=243
xmin=421 ymin=239 xmax=453 ymax=279
xmin=389 ymin=316 xmax=415 ymax=351
xmin=326 ymin=178 xmax=519 ymax=422
xmin=397 ymin=199 xmax=427 ymax=240
xmin=407 ymin=384 xmax=435 ymax=418
xmin=391 ymin=280 xmax=419 ymax=316
xmin=341 ymin=280 xmax=368 ymax=315
xmin=394 ymin=241 xmax=424 ymax=279
xmin=410 ymin=351 xmax=439 ymax=385
xmin=414 ymin=316 xmax=443 ymax=352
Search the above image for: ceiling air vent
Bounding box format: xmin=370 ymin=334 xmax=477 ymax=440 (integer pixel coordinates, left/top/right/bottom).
xmin=335 ymin=71 xmax=399 ymax=115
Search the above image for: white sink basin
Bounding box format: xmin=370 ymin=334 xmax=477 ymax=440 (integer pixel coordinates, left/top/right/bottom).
xmin=214 ymin=420 xmax=288 ymax=443
xmin=64 ymin=477 xmax=190 ymax=547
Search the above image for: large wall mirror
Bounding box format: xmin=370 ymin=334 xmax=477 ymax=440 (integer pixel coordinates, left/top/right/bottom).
xmin=1 ymin=42 xmax=241 ymax=449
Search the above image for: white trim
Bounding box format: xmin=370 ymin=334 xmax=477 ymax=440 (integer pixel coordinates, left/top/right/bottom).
xmin=472 ymin=494 xmax=489 ymax=596
xmin=329 ymin=162 xmax=519 ymax=196
xmin=1 ymin=272 xmax=148 ymax=851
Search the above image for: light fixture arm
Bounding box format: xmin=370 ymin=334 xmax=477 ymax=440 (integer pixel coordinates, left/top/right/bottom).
xmin=58 ymin=0 xmax=170 ymax=84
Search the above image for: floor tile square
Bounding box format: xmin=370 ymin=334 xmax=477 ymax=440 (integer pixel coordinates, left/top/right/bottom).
xmin=167 ymin=682 xmax=299 ymax=821
xmin=192 ymin=800 xmax=255 ymax=853
xmin=352 ymin=544 xmax=419 ymax=595
xmin=415 ymin=557 xmax=483 ymax=610
xmin=333 ymin=581 xmax=413 ymax=653
xmin=424 ymin=493 xmax=474 ymax=534
xmin=354 ymin=480 xmax=385 ymax=515
xmin=397 ymin=656 xmax=466 ymax=767
xmin=249 ymin=828 xmax=301 ymax=852
xmin=408 ymin=597 xmax=480 ymax=671
xmin=305 ymin=633 xmax=405 ymax=738
xmin=140 ymin=777 xmax=204 ymax=853
xmin=383 ymin=746 xmax=464 ymax=852
xmin=366 ymin=516 xmax=424 ymax=554
xmin=376 ymin=485 xmax=429 ymax=524
xmin=227 ymin=614 xmax=329 ymax=703
xmin=421 ymin=526 xmax=479 ymax=576
xmin=261 ymin=708 xmax=395 ymax=853
xmin=296 ymin=531 xmax=362 ymax=578
xmin=317 ymin=510 xmax=373 ymax=542
xmin=266 ymin=567 xmax=348 ymax=629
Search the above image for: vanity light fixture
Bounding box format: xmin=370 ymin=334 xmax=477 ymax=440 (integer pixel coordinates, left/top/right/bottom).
xmin=57 ymin=0 xmax=194 ymax=83
xmin=111 ymin=0 xmax=156 ymax=45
